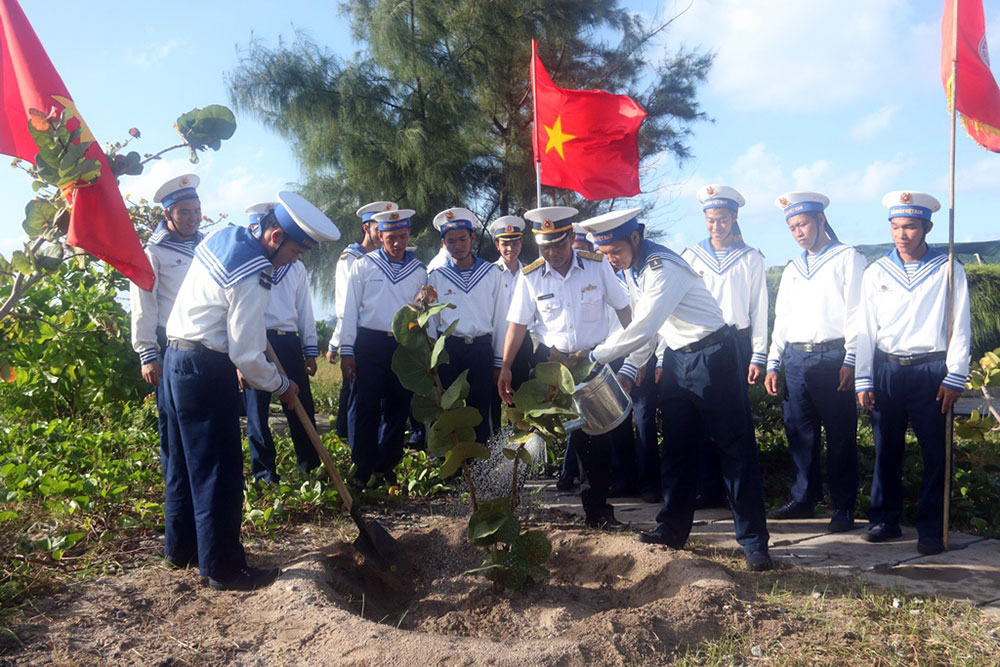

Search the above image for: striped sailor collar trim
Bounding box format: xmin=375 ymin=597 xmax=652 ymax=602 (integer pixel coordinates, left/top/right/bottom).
xmin=148 ymin=221 xmax=203 ymax=247
xmin=633 ymin=239 xmax=696 ymax=277
xmin=875 ymin=247 xmax=949 ymax=290
xmin=194 ymin=226 xmax=273 ymax=289
xmin=436 ymin=256 xmax=495 ymax=292
xmin=791 ymin=240 xmax=849 ymax=278
xmin=690 ymin=237 xmax=751 ymax=273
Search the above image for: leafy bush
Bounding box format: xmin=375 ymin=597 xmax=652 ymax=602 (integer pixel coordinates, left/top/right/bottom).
xmin=966 ymin=264 xmax=1000 ymax=358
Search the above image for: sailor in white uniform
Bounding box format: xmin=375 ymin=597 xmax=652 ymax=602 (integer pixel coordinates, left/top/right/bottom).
xmin=855 ymin=191 xmax=970 ymax=554
xmin=340 ymin=208 xmax=428 ymax=489
xmin=242 ymin=202 xmax=322 ymax=484
xmin=765 ymin=192 xmax=866 ymax=532
xmin=426 ymin=207 xmax=507 ymax=443
xmin=130 ymin=174 xmax=204 ymax=477
xmin=162 ymin=191 xmax=339 ymax=591
xmin=326 ymin=201 xmax=397 ymax=439
xmin=498 ymin=206 xmax=632 ymax=529
xmin=584 ymin=208 xmax=772 ymax=571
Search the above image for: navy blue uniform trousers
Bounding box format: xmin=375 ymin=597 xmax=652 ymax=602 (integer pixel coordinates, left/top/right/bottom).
xmin=162 ymin=345 xmax=246 ymax=579
xmin=657 ymin=335 xmax=769 ymax=554
xmin=335 ymin=379 xmax=351 ymax=439
xmin=869 ymin=354 xmax=949 ymax=538
xmin=611 ymin=355 xmax=660 ymax=496
xmin=153 ymin=327 xmax=169 ymax=476
xmin=347 ymin=328 xmax=412 ymax=483
xmin=490 ymin=334 xmax=533 ymax=432
xmin=243 ymin=330 xmax=320 ymax=482
xmin=782 ymin=346 xmax=858 ymax=511
xmin=437 ymin=336 xmax=494 ymax=445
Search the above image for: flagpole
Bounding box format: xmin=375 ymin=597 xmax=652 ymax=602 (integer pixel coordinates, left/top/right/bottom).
xmin=531 ymin=40 xmax=542 ymax=209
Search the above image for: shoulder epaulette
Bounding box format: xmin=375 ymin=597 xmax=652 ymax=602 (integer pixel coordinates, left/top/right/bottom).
xmin=578 ymin=250 xmax=604 ymax=262
xmin=339 ymin=252 xmax=350 ymax=260
xmin=522 ymin=257 xmax=545 ymax=274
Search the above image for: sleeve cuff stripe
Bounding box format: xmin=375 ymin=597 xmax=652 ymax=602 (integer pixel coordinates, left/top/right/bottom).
xmin=277 ymin=377 xmax=291 ymax=395
xmin=303 ymin=346 xmax=319 ymax=357
xmin=340 ymin=346 xmax=354 ymax=357
xmin=139 ymin=348 xmax=159 ymax=363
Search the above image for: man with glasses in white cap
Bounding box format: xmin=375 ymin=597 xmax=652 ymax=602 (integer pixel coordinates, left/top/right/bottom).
xmin=855 ymin=191 xmax=970 ymax=554
xmin=498 ymin=206 xmax=632 ymax=530
xmin=130 ymin=174 xmax=204 ymax=480
xmin=242 ymin=202 xmax=321 ymax=485
xmin=163 ymin=191 xmax=340 ymax=591
xmin=680 ymin=185 xmax=768 ymax=509
xmin=765 ymin=192 xmax=866 ymax=534
xmin=340 ymin=208 xmax=427 ymax=491
xmin=583 ymin=207 xmax=772 ymax=571
xmin=327 ymin=201 xmax=398 ymax=440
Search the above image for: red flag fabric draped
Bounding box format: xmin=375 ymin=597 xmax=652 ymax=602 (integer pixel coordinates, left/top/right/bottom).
xmin=942 ymin=0 xmax=1000 ymax=152
xmin=531 ymin=40 xmax=646 ymax=200
xmin=0 ymin=0 xmax=154 ymax=289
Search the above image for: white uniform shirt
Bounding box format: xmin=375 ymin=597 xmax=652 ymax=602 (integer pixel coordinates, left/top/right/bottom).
xmin=264 ymin=260 xmax=319 ymax=358
xmin=767 ymin=241 xmax=867 ymax=371
xmin=592 ymin=241 xmax=725 ymax=380
xmin=165 ymin=227 xmax=288 ymax=394
xmin=428 ymin=257 xmax=507 ymax=367
xmin=427 ymin=247 xmax=450 ymax=271
xmin=339 ymin=249 xmax=427 ymax=357
xmin=328 ymin=243 xmax=366 ymax=352
xmin=507 ymin=250 xmax=629 ymax=355
xmin=129 ymin=227 xmax=201 ymax=365
xmin=682 ymin=239 xmax=769 ymax=366
xmin=494 ymin=257 xmax=523 ymax=309
xmin=854 ymin=248 xmax=971 ymax=392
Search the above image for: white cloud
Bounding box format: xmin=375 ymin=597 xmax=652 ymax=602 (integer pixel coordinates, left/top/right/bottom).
xmin=951 ymin=156 xmax=1000 ymax=193
xmin=849 ymin=106 xmax=899 ymax=141
xmin=126 ymin=40 xmax=181 ymax=68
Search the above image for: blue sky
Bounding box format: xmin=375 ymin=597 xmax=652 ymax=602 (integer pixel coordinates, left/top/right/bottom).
xmin=2 ymin=1 xmax=998 ymax=319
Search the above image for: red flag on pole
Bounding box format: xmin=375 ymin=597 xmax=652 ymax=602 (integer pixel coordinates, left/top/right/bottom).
xmin=942 ymin=0 xmax=1000 ymax=152
xmin=0 ymin=0 xmax=154 ymax=289
xmin=531 ymin=40 xmax=646 ymax=200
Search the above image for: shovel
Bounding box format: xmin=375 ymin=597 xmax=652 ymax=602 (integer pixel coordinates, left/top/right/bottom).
xmin=264 ymin=342 xmax=398 ymax=569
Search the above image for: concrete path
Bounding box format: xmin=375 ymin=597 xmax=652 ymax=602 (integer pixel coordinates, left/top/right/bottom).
xmin=526 ymin=480 xmax=1000 ymax=618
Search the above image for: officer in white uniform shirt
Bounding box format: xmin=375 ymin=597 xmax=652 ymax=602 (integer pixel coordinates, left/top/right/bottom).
xmin=163 ymin=191 xmax=339 ymax=591
xmin=584 ymin=208 xmax=772 ymax=571
xmin=242 ymin=202 xmax=322 ymax=484
xmin=765 ymin=192 xmax=866 ymax=533
xmin=340 ymin=208 xmax=428 ymax=490
xmin=130 ymin=175 xmax=204 ymax=477
xmin=681 ymin=185 xmax=768 ymax=509
xmin=327 ymin=201 xmax=397 ymax=439
xmin=426 ymin=207 xmax=506 ymax=443
xmin=855 ymin=191 xmax=970 ymax=555
xmin=498 ymin=206 xmax=632 ymax=529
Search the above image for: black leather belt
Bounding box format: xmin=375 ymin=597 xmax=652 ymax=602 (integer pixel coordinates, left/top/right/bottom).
xmin=358 ymin=326 xmax=394 ymax=338
xmin=734 ymin=326 xmax=751 ymax=339
xmin=267 ymin=329 xmax=299 ymax=337
xmin=789 ymin=338 xmax=845 ymax=353
xmin=448 ymin=334 xmax=491 ymax=345
xmin=167 ymin=339 xmax=211 ymax=352
xmin=675 ymin=326 xmax=732 ymax=354
xmin=878 ymin=350 xmax=947 ymax=366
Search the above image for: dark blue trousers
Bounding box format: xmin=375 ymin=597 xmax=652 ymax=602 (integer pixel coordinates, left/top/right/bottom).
xmin=244 ymin=330 xmax=320 ymax=482
xmin=782 ymin=346 xmax=858 ymax=510
xmin=869 ymin=355 xmax=949 ymax=538
xmin=153 ymin=327 xmax=169 ymax=476
xmin=438 ymin=336 xmax=493 ymax=445
xmin=347 ymin=328 xmax=411 ymax=484
xmin=162 ymin=345 xmax=246 ymax=579
xmin=491 ymin=334 xmax=533 ymax=431
xmin=335 ymin=381 xmax=351 ymax=439
xmin=611 ymin=356 xmax=660 ymax=495
xmin=657 ymin=335 xmax=769 ymax=554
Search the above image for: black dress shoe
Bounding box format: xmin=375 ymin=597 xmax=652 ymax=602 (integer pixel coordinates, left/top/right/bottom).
xmin=862 ymin=522 xmax=902 ymax=543
xmin=828 ymin=509 xmax=856 ymax=533
xmin=767 ymin=500 xmax=815 ymax=520
xmin=637 ymin=524 xmax=684 ymax=549
xmin=208 ymin=566 xmax=280 ymax=591
xmin=746 ymin=550 xmax=774 ymax=572
xmin=585 ymin=512 xmax=629 ymax=531
xmin=640 ymin=489 xmax=662 ymax=504
xmin=917 ymin=536 xmax=945 ymax=555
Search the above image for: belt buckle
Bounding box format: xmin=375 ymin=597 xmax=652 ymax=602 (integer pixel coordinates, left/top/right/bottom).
xmin=463 ymin=336 xmax=474 ymax=344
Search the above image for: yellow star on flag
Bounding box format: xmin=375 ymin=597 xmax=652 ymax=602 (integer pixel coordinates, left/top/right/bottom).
xmin=52 ymin=95 xmax=96 ymax=143
xmin=544 ymin=115 xmax=576 ymax=160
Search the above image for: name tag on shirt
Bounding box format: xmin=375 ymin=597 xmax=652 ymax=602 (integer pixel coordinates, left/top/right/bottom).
xmin=537 ymin=293 xmax=554 ymax=301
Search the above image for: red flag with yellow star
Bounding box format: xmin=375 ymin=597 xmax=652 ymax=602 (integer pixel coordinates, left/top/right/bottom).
xmin=531 ymin=40 xmax=646 ymax=200
xmin=0 ymin=0 xmax=154 ymax=289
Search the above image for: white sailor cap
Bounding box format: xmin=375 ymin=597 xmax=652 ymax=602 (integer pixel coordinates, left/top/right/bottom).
xmin=524 ymin=206 xmax=577 ymax=245
xmin=373 ymin=208 xmax=416 ymax=232
xmin=698 ymin=184 xmax=745 ymax=211
xmin=269 ymin=191 xmax=341 ymax=247
xmin=245 ymin=201 xmax=277 ymax=225
xmin=882 ymin=191 xmax=941 ymax=222
xmin=581 ymin=207 xmax=643 ymax=244
xmin=488 ymin=215 xmax=525 ymax=239
xmin=154 ymin=174 xmax=200 ymax=208
xmin=356 ymin=201 xmax=398 ymax=222
xmin=572 ymin=223 xmax=590 ymax=242
xmin=775 ymin=191 xmax=830 ymax=221
xmin=433 ymin=207 xmax=478 ymax=237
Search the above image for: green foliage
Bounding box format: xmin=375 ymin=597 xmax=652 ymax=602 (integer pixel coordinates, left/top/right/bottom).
xmin=466 ymin=498 xmax=551 ymax=590
xmin=174 ymin=105 xmax=238 ymax=156
xmin=954 ymin=347 xmax=1000 ymax=442
xmin=966 ymin=264 xmax=1000 ymax=358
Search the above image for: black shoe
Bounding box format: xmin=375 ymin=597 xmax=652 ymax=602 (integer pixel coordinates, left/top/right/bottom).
xmin=746 ymin=550 xmax=774 ymax=572
xmin=208 ymin=566 xmax=280 ymax=591
xmin=637 ymin=524 xmax=684 ymax=549
xmin=917 ymin=536 xmax=945 ymax=555
xmin=862 ymin=522 xmax=902 ymax=543
xmin=828 ymin=509 xmax=856 ymax=533
xmin=640 ymin=489 xmax=662 ymax=504
xmin=585 ymin=512 xmax=629 ymax=531
xmin=767 ymin=500 xmax=815 ymax=520
xmin=555 ymin=474 xmax=578 ymax=492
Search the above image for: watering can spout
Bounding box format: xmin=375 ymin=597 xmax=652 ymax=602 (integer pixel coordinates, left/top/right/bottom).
xmin=562 ymin=417 xmax=587 ymax=432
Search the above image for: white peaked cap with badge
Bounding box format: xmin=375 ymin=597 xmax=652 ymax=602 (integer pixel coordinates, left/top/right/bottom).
xmin=697 ymin=184 xmax=745 ymax=210
xmin=882 ymin=191 xmax=941 ymax=222
xmin=245 ymin=202 xmax=277 ymax=226
xmin=581 ymin=207 xmax=643 ymax=244
xmin=488 ymin=215 xmax=524 ymax=239
xmin=372 ymin=208 xmax=416 ymax=231
xmin=275 ymin=191 xmax=341 ymax=243
xmin=154 ymin=174 xmax=200 ymax=208
xmin=524 ymin=206 xmax=577 ymax=244
xmin=356 ymin=201 xmax=398 ymax=221
xmin=432 ymin=207 xmax=478 ymax=235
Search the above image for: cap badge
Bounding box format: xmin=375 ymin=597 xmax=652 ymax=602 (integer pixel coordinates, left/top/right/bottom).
xmin=779 ymin=197 xmax=790 ymax=207
xmin=505 ymin=225 xmax=514 ymax=233
xmin=445 ymin=210 xmax=455 ymax=221
xmin=179 ymin=176 xmax=190 ymax=186
xmin=385 ymin=203 xmax=393 ymax=210
xmin=390 ymin=212 xmax=399 ymax=220
xmin=705 ymin=186 xmax=715 ymax=196
xmin=900 ymin=192 xmax=912 ymax=204
xmin=542 ymin=220 xmax=554 ymax=230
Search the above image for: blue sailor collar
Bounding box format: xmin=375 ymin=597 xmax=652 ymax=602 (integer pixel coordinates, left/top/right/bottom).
xmin=631 ymin=240 xmax=697 ymax=281
xmin=437 ymin=256 xmax=494 ymax=293
xmin=271 ymin=262 xmax=293 ymax=285
xmin=689 ymin=237 xmax=750 ymax=274
xmin=194 ymin=226 xmax=274 ymax=289
xmin=148 ymin=221 xmax=203 ymax=257
xmin=876 ymin=245 xmax=949 ymax=290
xmin=790 ymin=240 xmax=850 ymax=279
xmin=367 ymin=248 xmax=423 ymax=284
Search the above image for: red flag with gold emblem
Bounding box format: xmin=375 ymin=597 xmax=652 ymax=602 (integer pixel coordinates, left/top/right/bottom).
xmin=531 ymin=40 xmax=646 ymax=200
xmin=942 ymin=0 xmax=1000 ymax=152
xmin=0 ymin=0 xmax=154 ymax=289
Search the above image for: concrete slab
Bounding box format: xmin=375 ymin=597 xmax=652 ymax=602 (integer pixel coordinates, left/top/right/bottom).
xmin=769 ymin=526 xmax=924 ymax=576
xmin=981 ymin=600 xmax=1000 ymax=619
xmin=861 ymin=538 xmax=999 ymax=603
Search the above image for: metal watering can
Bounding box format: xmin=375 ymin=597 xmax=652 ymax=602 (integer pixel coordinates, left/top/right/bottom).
xmin=562 ymin=364 xmax=633 ymax=435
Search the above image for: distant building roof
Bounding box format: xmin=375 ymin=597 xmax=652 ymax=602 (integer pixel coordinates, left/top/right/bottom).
xmin=855 ymin=240 xmax=1000 ymax=265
